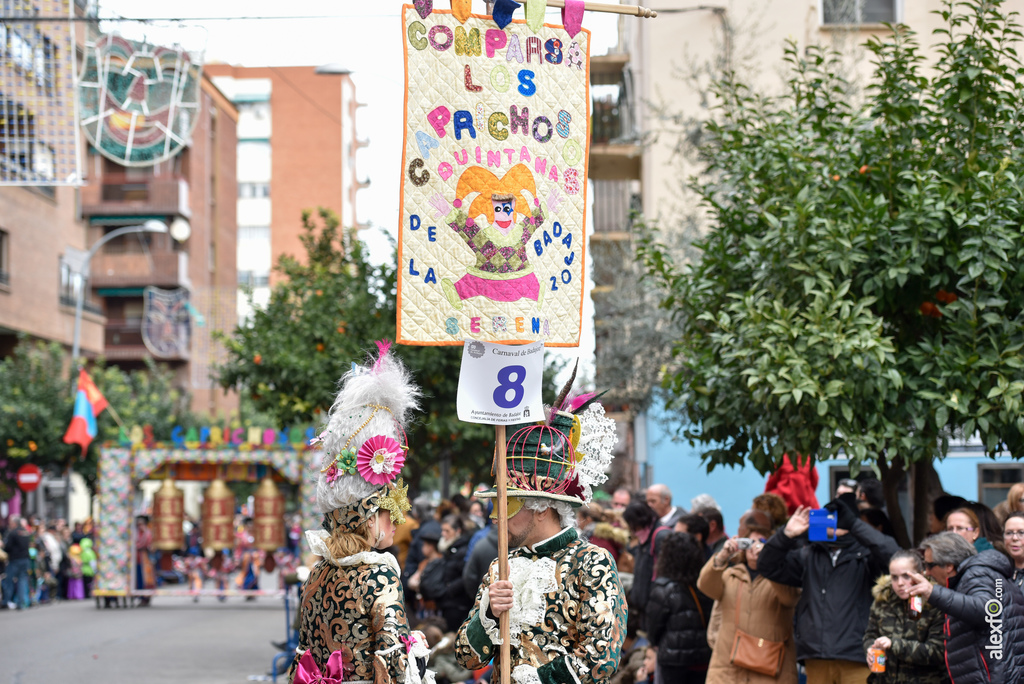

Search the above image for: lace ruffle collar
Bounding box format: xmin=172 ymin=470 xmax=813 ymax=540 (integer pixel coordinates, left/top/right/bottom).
xmin=305 ymin=529 xmax=401 ymax=575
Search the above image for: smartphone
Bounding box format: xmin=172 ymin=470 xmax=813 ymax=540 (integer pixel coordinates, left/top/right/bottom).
xmin=809 ymin=508 xmax=838 ymax=542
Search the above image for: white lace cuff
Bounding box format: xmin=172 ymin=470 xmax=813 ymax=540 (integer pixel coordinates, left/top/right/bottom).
xmin=478 ymin=586 xmax=503 ymax=645
xmin=512 ymin=664 xmax=541 ymax=684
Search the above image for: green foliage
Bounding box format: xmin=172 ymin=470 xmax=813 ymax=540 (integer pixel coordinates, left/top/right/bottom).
xmin=639 ymin=0 xmax=1024 ymax=476
xmin=0 ymin=341 xmax=78 ymax=482
xmin=0 ymin=340 xmax=195 ymax=496
xmin=215 ymin=208 xmax=564 ymax=493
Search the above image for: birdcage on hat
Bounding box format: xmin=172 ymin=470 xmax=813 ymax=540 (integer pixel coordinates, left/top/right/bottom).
xmin=501 ymin=410 xmax=584 ymax=505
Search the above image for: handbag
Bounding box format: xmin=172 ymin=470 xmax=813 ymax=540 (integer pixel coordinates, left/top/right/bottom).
xmin=729 ymin=575 xmax=785 ymax=677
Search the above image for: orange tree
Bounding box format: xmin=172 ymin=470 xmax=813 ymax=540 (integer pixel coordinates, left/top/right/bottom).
xmin=215 ymin=208 xmax=563 ymax=495
xmin=639 ymin=0 xmax=1024 ymax=544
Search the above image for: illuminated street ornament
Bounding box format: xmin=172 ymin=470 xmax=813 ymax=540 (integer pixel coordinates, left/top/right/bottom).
xmin=142 ymin=286 xmax=191 ymax=358
xmin=78 ymin=34 xmax=202 ymax=166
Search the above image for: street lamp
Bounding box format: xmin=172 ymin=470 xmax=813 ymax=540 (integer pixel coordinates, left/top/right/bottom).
xmin=68 ymin=219 xmax=169 ymax=365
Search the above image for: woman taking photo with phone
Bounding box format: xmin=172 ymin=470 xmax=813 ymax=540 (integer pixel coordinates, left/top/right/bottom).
xmin=697 ymin=530 xmax=800 ymax=684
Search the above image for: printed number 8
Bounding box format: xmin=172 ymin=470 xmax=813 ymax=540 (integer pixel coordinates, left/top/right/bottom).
xmin=493 ymin=365 xmax=527 ymax=409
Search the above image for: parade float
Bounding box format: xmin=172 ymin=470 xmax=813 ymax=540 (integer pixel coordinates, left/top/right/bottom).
xmin=91 ymin=424 xmax=320 ymax=605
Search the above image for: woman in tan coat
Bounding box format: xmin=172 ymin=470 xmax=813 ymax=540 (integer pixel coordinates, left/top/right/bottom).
xmin=697 ymin=531 xmax=801 ymax=684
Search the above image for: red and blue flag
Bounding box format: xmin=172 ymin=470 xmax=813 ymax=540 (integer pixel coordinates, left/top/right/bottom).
xmin=63 ymin=369 xmax=108 ymax=455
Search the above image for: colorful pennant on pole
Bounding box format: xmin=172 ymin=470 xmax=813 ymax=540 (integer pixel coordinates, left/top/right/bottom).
xmin=492 ymin=0 xmax=521 ymax=28
xmin=452 ymin=0 xmax=473 ymax=23
xmin=561 ymin=0 xmax=585 ymax=37
xmin=414 ymin=0 xmax=433 ymax=19
xmin=63 ymin=369 xmax=109 ymax=456
xmin=524 ymin=0 xmax=545 ymax=32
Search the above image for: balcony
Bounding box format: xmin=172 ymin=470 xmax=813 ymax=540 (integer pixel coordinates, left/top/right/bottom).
xmin=591 ymin=180 xmax=640 ymax=240
xmin=590 ymin=54 xmax=641 ymax=182
xmin=104 ymin=318 xmax=189 ymax=361
xmin=91 ymin=247 xmax=190 ymax=289
xmin=59 ymin=294 xmax=104 ymax=316
xmin=81 ymin=175 xmax=191 ymax=219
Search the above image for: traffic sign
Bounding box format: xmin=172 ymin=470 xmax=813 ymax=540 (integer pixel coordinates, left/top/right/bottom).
xmin=16 ymin=464 xmax=42 ymax=492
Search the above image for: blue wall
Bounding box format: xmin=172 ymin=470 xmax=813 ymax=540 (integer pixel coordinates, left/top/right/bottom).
xmin=644 ymin=402 xmax=771 ymax=536
xmin=644 ymin=398 xmax=1011 ymax=530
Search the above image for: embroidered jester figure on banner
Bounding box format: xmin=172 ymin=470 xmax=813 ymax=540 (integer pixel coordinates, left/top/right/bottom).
xmin=442 ymin=164 xmax=546 ymax=310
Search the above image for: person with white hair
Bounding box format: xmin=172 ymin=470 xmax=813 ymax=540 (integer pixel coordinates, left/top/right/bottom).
xmin=289 ymin=342 xmax=431 ymax=684
xmin=456 ymin=388 xmax=627 ymax=684
xmin=645 ymin=483 xmax=685 ymax=528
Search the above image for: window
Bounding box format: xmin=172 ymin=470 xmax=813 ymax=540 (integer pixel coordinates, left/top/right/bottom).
xmin=237 ymin=270 xmax=270 ymax=288
xmin=822 ymin=0 xmax=897 ymax=25
xmin=59 ymin=255 xmax=102 ymax=314
xmin=0 ymin=99 xmax=34 ymax=180
xmin=34 ymin=36 xmax=55 ymax=90
xmin=238 ymin=182 xmax=270 ymax=198
xmin=0 ymin=229 xmax=9 ymax=286
xmin=9 ymin=28 xmax=33 ymax=71
xmin=978 ymin=464 xmax=1024 ymax=510
xmin=59 ymin=256 xmax=82 ymax=307
xmin=238 ymin=102 xmax=270 ymax=120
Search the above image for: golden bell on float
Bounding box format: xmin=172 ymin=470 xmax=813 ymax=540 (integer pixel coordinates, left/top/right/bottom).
xmin=253 ymin=476 xmax=285 ymax=552
xmin=152 ymin=479 xmax=185 ymax=551
xmin=202 ymin=479 xmax=236 ymax=551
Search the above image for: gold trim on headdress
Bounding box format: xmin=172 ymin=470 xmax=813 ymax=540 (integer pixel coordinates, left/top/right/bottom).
xmin=374 ymin=478 xmax=411 ymax=526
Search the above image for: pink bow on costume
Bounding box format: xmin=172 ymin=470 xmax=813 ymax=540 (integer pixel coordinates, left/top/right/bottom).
xmin=293 ymin=651 xmax=347 ymax=684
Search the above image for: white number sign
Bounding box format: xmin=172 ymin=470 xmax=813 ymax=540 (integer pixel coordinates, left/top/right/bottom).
xmin=457 ymin=340 xmax=545 ymax=425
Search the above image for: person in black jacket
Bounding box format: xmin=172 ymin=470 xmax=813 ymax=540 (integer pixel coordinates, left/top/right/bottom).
xmin=624 ymin=501 xmax=673 ymax=625
xmin=645 ymin=532 xmax=713 ymax=684
xmin=908 ymin=531 xmax=1024 ymax=684
xmin=3 ymin=517 xmax=32 ymax=610
xmin=463 ymin=523 xmax=498 ymax=601
xmin=420 ymin=514 xmax=475 ymax=632
xmin=759 ymin=497 xmax=900 ymax=684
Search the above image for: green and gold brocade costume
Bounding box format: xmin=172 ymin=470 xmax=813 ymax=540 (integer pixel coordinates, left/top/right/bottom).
xmin=455 ymin=528 xmax=627 ymax=684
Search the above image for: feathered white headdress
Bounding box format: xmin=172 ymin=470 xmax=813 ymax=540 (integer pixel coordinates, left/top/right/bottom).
xmin=311 ymin=341 xmax=420 ymax=524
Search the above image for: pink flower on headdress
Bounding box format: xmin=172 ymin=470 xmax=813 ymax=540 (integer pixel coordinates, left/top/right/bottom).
xmin=357 ymin=435 xmax=405 ymax=485
xmin=324 ymin=463 xmax=340 ymax=484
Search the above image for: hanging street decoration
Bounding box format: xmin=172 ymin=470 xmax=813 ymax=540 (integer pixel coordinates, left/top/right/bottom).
xmin=78 ymin=34 xmax=202 ymax=167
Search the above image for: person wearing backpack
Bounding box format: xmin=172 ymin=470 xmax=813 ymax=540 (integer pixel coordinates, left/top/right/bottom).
xmin=624 ymin=501 xmax=673 ymax=624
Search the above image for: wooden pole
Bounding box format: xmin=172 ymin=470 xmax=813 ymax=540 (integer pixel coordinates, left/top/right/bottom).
xmin=545 ymin=0 xmax=658 ymax=18
xmin=494 ymin=424 xmax=511 ymax=684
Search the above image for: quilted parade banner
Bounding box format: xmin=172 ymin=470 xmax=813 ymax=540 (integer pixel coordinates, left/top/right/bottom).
xmin=398 ymin=5 xmax=591 ymax=346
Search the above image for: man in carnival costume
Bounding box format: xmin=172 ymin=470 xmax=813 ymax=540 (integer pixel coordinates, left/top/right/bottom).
xmin=455 ymin=376 xmax=627 ymax=684
xmin=290 ymin=341 xmax=433 ymax=684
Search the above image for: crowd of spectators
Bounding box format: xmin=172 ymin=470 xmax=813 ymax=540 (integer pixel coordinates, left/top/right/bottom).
xmin=10 ymin=474 xmax=1024 ymax=684
xmin=385 ymin=475 xmax=1024 ymax=684
xmin=0 ymin=515 xmax=97 ymax=610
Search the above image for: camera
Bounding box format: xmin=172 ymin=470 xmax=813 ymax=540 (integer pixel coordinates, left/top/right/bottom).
xmin=736 ymin=538 xmax=753 ymax=550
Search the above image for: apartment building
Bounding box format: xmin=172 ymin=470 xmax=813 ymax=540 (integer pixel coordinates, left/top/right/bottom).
xmin=204 ymin=64 xmax=365 ymax=321
xmin=79 ymin=71 xmax=240 ymax=416
xmin=0 ymin=0 xmax=103 ymax=358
